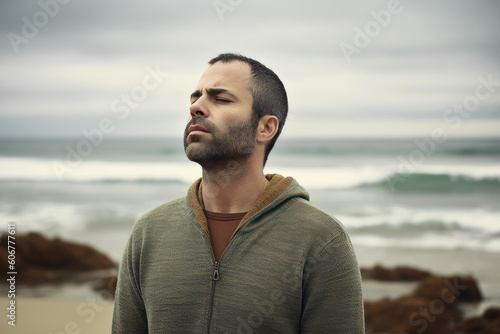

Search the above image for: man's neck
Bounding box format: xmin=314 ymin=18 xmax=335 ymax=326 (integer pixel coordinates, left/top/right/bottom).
xmin=201 ymin=159 xmax=268 ymax=213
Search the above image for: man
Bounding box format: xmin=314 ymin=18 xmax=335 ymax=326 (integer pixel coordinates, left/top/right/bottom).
xmin=112 ymin=53 xmax=364 ymax=333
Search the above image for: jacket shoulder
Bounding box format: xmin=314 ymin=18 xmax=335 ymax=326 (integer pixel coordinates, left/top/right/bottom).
xmin=132 ymin=197 xmax=189 ymax=232
xmin=283 ymin=196 xmax=347 ymax=238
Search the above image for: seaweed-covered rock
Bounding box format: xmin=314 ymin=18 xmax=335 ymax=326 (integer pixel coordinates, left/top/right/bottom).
xmin=361 ymin=264 xmax=432 ymax=281
xmin=0 ymin=232 xmax=116 ymax=285
xmin=365 ymin=295 xmax=462 ymax=334
xmin=364 ymin=273 xmax=483 ymax=333
xmin=414 ymin=275 xmax=482 ymax=303
xmin=452 ymin=307 xmax=500 ymax=334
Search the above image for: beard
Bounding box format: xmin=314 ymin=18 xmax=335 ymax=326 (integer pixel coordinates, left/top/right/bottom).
xmin=183 ymin=113 xmax=259 ymax=170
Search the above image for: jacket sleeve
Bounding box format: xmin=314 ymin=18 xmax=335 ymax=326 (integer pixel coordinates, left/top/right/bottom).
xmin=112 ymin=229 xmax=148 ymax=334
xmin=300 ymin=231 xmax=365 ymax=333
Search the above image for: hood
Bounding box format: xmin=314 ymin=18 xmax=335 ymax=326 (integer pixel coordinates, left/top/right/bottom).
xmin=187 ymin=174 xmax=310 ymax=238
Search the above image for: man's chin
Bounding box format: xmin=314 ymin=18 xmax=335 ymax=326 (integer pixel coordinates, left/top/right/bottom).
xmin=184 ymin=144 xmax=207 ymax=162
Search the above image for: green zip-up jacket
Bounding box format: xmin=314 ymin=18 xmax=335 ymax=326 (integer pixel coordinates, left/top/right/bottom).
xmin=112 ymin=174 xmax=365 ymax=333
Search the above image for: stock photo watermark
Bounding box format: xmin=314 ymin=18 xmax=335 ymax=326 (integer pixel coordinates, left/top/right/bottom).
xmin=51 ymin=65 xmax=169 ymax=181
xmin=385 ymin=73 xmax=500 ymax=192
xmin=339 ymin=0 xmax=410 ymax=64
xmin=213 ymin=0 xmax=244 ymax=21
xmin=6 ymin=222 xmax=17 ymax=327
xmin=7 ymin=0 xmax=73 ymax=54
xmin=402 ymin=277 xmax=468 ymax=334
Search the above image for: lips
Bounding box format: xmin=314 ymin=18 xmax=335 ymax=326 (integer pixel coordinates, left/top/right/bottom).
xmin=188 ymin=124 xmax=210 ymax=135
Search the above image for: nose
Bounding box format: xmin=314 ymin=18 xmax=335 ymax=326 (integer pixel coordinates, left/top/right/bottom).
xmin=189 ymin=96 xmax=209 ymax=119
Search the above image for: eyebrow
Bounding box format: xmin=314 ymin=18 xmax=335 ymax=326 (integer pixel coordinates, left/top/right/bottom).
xmin=190 ymin=88 xmax=238 ymax=102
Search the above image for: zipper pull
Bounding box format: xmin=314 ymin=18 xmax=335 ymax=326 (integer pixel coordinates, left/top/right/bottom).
xmin=213 ymin=262 xmax=220 ymax=281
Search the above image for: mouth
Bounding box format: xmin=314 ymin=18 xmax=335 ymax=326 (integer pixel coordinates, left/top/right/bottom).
xmin=188 ymin=124 xmax=211 ymax=136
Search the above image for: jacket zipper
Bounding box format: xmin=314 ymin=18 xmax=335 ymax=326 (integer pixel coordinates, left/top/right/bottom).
xmin=213 ymin=261 xmax=220 ymax=281
xmin=205 ymin=214 xmax=259 ymax=332
xmin=206 ymin=236 xmax=219 ymax=333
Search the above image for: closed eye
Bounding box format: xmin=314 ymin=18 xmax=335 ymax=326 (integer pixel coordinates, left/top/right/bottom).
xmin=215 ymin=98 xmax=231 ymax=103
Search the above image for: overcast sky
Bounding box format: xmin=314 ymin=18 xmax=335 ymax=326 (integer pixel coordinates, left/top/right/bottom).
xmin=1 ymin=0 xmax=499 ymax=138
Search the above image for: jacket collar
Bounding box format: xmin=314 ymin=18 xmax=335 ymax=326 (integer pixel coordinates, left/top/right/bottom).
xmin=187 ymin=174 xmax=294 ymax=238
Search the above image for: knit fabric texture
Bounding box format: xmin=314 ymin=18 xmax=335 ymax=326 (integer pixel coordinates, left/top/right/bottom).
xmin=112 ymin=174 xmax=365 ymax=333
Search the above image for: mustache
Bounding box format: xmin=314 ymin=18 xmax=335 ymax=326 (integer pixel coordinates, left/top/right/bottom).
xmin=185 ymin=117 xmax=216 ymax=134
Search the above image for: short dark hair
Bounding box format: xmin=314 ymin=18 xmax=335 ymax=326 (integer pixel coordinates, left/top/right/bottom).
xmin=208 ymin=53 xmax=288 ymax=165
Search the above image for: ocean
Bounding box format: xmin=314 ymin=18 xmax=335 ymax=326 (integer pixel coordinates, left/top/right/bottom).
xmin=1 ymin=136 xmax=499 ymax=264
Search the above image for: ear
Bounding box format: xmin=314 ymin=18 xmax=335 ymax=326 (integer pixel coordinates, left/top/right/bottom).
xmin=256 ymin=115 xmax=279 ymax=145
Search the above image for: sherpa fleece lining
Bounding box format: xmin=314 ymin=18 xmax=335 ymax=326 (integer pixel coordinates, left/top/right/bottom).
xmin=187 ymin=174 xmax=294 ymax=238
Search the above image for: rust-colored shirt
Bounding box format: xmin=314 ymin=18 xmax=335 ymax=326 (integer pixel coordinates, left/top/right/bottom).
xmin=204 ymin=210 xmax=247 ymax=261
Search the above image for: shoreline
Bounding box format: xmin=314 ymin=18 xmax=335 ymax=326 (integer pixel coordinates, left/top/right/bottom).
xmin=354 ymin=246 xmax=500 ymax=282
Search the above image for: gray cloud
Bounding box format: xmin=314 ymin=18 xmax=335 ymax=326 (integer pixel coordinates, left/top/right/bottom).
xmin=1 ymin=0 xmax=499 ymax=137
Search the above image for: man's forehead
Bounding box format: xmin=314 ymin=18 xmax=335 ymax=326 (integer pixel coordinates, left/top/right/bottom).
xmin=196 ymin=61 xmax=252 ymax=89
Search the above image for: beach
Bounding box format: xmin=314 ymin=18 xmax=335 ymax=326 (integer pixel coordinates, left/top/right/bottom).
xmin=1 ymin=137 xmax=499 ymax=332
xmin=0 ymin=296 xmax=114 ymax=334
xmin=1 ymin=246 xmax=499 ymax=333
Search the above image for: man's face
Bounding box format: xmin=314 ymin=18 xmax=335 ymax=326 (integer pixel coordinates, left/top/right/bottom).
xmin=184 ymin=61 xmax=258 ymax=168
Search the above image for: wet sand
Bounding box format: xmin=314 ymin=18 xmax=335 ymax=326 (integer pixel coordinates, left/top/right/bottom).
xmin=1 ymin=296 xmax=114 ymax=334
